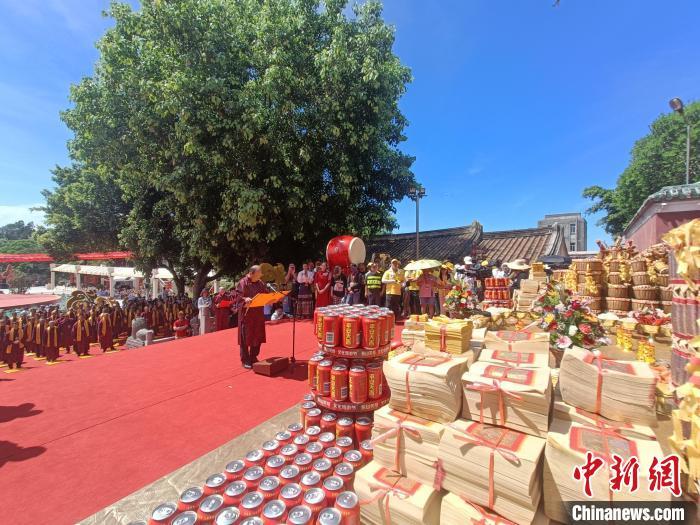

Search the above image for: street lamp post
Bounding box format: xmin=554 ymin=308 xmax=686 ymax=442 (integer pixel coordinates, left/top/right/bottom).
xmin=408 ymin=186 xmax=426 ymax=259
xmin=669 ymin=97 xmax=691 ymax=185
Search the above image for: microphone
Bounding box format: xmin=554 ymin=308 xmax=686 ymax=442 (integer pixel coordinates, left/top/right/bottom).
xmin=266 ymin=282 xmax=277 ymax=292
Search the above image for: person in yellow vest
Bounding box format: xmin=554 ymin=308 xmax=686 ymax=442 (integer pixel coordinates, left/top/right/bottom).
xmin=45 ymin=320 xmax=60 ymax=363
xmin=72 ymin=312 xmax=91 ymax=356
xmin=381 ymin=259 xmax=404 ymax=319
xmin=365 ymin=263 xmax=383 ymax=306
xmin=97 ymin=311 xmax=115 ymax=352
xmin=5 ymin=319 xmax=25 ymax=369
xmin=403 ymin=269 xmax=420 ymax=317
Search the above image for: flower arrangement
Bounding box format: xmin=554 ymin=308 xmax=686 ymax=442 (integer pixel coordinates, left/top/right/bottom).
xmin=533 ymin=283 xmax=609 ymax=350
xmin=630 ymin=307 xmax=671 ymax=326
xmin=443 ymin=284 xmax=479 ymax=318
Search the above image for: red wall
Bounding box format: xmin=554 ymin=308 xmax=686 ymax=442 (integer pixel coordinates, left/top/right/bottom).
xmin=628 ymin=211 xmax=699 ymax=250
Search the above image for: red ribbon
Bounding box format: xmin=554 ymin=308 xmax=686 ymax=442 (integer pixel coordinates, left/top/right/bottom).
xmin=440 ymin=324 xmax=447 ymax=352
xmin=466 ymin=380 xmax=523 ymax=427
xmin=359 ymin=482 xmax=410 ymax=525
xmin=582 ymin=351 xmax=605 ymax=414
xmin=433 ymin=459 xmax=446 ymax=491
xmin=451 ymin=425 xmax=521 ymax=509
xmin=371 ymin=419 xmax=422 ymax=473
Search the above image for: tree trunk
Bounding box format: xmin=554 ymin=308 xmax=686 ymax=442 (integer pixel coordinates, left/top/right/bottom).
xmin=164 ymin=262 xmax=186 ymax=296
xmin=192 ymin=264 xmax=213 ymax=300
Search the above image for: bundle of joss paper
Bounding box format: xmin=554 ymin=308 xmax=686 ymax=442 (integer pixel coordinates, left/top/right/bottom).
xmin=461 ymin=361 xmax=552 ymax=438
xmin=354 ymin=461 xmax=442 ymax=525
xmin=558 ymin=346 xmax=657 ymax=426
xmin=437 ymin=419 xmax=546 ymax=525
xmin=370 ymin=405 xmax=445 ymax=488
xmin=401 ymin=315 xmax=428 ymax=346
xmin=424 ymin=317 xmax=473 ymax=354
xmin=384 ymin=351 xmax=471 ymax=423
xmin=543 ymin=418 xmax=669 ymax=523
xmin=478 ymin=347 xmax=550 ymax=369
xmin=483 ymin=329 xmax=550 ymax=354
xmin=441 ymin=493 xmax=551 ymax=525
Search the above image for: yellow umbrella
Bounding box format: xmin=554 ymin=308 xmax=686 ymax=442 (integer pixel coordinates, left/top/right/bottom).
xmin=403 ymin=259 xmax=443 ymax=271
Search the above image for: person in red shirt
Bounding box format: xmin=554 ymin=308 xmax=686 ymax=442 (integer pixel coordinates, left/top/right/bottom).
xmin=314 ymin=262 xmax=331 ymax=307
xmin=173 ymin=311 xmax=190 ymax=338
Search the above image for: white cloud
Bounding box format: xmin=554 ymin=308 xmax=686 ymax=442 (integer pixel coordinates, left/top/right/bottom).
xmin=0 ymin=204 xmax=45 ymax=226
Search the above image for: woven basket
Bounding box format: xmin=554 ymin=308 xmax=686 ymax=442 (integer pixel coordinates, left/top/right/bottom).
xmin=580 ymin=296 xmax=602 ymax=310
xmin=660 ymin=286 xmax=673 ymax=302
xmin=577 ymin=271 xmax=603 ymax=284
xmin=657 ymin=274 xmax=669 ymax=287
xmin=552 ymin=270 xmax=567 ymax=282
xmin=607 ymin=272 xmax=623 ymax=285
xmin=604 ymin=297 xmax=630 ymax=312
xmin=575 ymin=258 xmax=603 ymax=273
xmin=630 ymin=259 xmax=647 ymax=272
xmin=607 ymin=284 xmax=630 ymax=298
xmin=661 ymin=301 xmax=672 ymax=314
xmin=632 ymin=285 xmax=658 ymax=301
xmin=631 ymin=272 xmax=651 ymax=286
xmin=608 ymin=260 xmax=621 ymax=272
xmin=630 ymin=298 xmax=659 ymax=311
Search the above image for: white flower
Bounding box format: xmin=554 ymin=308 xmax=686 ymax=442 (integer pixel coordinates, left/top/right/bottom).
xmin=568 ymin=325 xmax=578 ymax=336
xmin=460 ymin=298 xmax=467 ymax=304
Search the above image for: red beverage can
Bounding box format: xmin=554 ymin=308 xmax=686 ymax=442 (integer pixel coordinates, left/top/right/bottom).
xmin=262 ymin=439 xmax=280 ymax=459
xmin=214 ymin=506 xmax=240 ymax=525
xmin=286 ymin=505 xmax=314 ymax=524
xmin=276 ymin=430 xmax=293 ymax=446
xmin=333 ymin=463 xmax=354 ymax=488
xmin=280 ymin=444 xmax=299 ymax=464
xmin=322 ymin=315 xmax=340 ymax=347
xmin=177 ymin=487 xmax=204 ymax=512
xmin=321 ymin=476 xmax=344 ymax=506
xmin=320 ymin=413 xmax=337 ymax=434
xmin=341 ymin=316 xmax=360 ymax=349
xmin=204 ymin=473 xmax=228 ymax=496
xmin=305 ymin=441 xmax=324 ymax=461
xmin=323 ymin=447 xmax=343 ymax=467
xmin=168 ymin=511 xmax=197 ymax=525
xmin=316 ymin=507 xmax=342 ymax=525
xmin=148 ymin=502 xmax=178 ymax=524
xmin=258 ymin=476 xmax=282 ymax=502
xmin=314 ymin=310 xmax=325 ymax=342
xmin=361 ymin=316 xmax=379 ymax=349
xmin=305 ymin=426 xmax=321 ymax=441
xmin=316 ymin=360 xmax=333 ymax=397
xmin=354 ymin=417 xmax=373 ymax=445
xmin=305 ymin=408 xmax=322 ymax=429
xmin=376 ymin=315 xmax=388 ymax=346
xmin=360 ymin=440 xmax=373 ymax=465
xmin=348 ymin=366 xmax=367 ymax=403
xmin=334 ymin=436 xmax=353 ymax=454
xmin=293 ymin=434 xmax=310 ymax=447
xmin=382 ymin=309 xmax=395 ymax=340
xmin=222 ymin=480 xmax=247 ymax=507
xmin=312 ymin=457 xmax=333 ymax=479
xmin=308 ymin=355 xmax=325 ymax=391
xmin=299 ymin=402 xmax=316 ymax=427
xmin=335 ymin=417 xmax=354 ymax=441
xmin=239 ymin=492 xmax=265 ymax=519
xmin=329 ymin=365 xmax=348 ymax=402
xmin=244 ymin=449 xmax=265 ymax=469
xmin=224 ymin=460 xmax=246 ymax=482
xmin=288 ymin=422 xmax=304 ymax=437
xmin=294 ymin=452 xmax=314 ymax=474
xmin=366 ymin=363 xmax=383 ymax=400
xmin=265 ymin=455 xmax=286 ymax=477
xmin=343 ymin=450 xmax=363 ymax=470
xmin=303 ymin=488 xmax=327 ymax=518
xmin=197 ymin=494 xmax=225 ymax=523
xmin=300 ymin=470 xmax=322 ymax=491
xmin=243 ymin=466 xmax=265 ymax=490
xmin=262 ymin=499 xmax=286 ymax=524
xmin=280 ymin=483 xmax=304 ymax=509
xmin=334 ymin=491 xmax=360 ymax=525
xmin=317 ymin=432 xmax=335 ymax=450
xmin=303 ymin=393 xmax=315 ymax=402
xmin=280 ymin=465 xmax=301 ymax=484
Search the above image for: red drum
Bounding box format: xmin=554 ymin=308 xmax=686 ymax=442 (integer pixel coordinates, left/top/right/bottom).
xmin=366 ymin=363 xmax=383 ymax=400
xmin=317 ymin=360 xmax=333 ymax=397
xmin=330 ymin=365 xmax=348 ymax=402
xmin=361 ymin=316 xmax=380 ymax=349
xmin=326 ymin=236 xmax=366 ymax=270
xmin=348 ymin=366 xmax=367 ymax=404
xmin=342 ymin=316 xmax=361 ymax=349
xmin=322 ymin=315 xmax=341 ymax=347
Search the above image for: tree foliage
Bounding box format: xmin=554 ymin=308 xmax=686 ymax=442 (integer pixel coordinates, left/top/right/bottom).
xmin=0 ymin=237 xmax=51 ymax=288
xmin=41 ymin=0 xmax=415 ymax=296
xmin=0 ymin=220 xmax=36 ymax=241
xmin=584 ymin=101 xmax=699 ymax=236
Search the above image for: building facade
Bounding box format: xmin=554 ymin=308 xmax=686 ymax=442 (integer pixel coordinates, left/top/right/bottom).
xmin=537 ymin=212 xmax=587 ymax=252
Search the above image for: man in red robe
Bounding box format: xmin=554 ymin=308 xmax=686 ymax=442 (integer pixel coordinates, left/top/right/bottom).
xmin=97 ymin=311 xmax=115 ymax=352
xmin=214 ymin=289 xmax=232 ymax=331
xmin=233 ymin=265 xmax=268 ymax=369
xmin=72 ymin=313 xmax=91 ymax=356
xmin=5 ymin=320 xmax=25 ymax=369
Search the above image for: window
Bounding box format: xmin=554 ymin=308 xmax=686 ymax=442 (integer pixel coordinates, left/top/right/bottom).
xmin=570 ymin=242 xmax=576 ymax=251
xmin=569 ymin=223 xmax=576 ymax=235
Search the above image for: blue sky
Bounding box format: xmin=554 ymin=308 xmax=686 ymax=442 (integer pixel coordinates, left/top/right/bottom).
xmin=0 ymin=0 xmax=698 ymax=249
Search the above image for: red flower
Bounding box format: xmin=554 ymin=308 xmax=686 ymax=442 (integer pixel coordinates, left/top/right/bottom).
xmin=571 ymin=300 xmax=581 ymax=310
xmin=579 ymin=323 xmax=592 ymax=335
xmin=548 ymin=321 xmax=558 ymax=331
xmin=564 ymin=310 xmax=573 ymax=318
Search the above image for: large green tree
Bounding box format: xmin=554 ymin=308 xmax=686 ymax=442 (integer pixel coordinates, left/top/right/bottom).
xmin=41 ymin=0 xmax=415 ymax=296
xmin=0 ymin=220 xmax=36 ymax=241
xmin=584 ymin=101 xmax=699 ymax=236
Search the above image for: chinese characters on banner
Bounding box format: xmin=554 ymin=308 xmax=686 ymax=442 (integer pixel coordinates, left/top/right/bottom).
xmin=573 ymin=452 xmax=681 ymax=498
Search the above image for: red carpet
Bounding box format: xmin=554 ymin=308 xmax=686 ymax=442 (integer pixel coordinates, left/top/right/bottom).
xmin=0 ymin=320 xmax=318 ymax=525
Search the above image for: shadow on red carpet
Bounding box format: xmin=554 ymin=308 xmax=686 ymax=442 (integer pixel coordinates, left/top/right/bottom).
xmin=0 ymin=321 xmax=318 ymax=525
